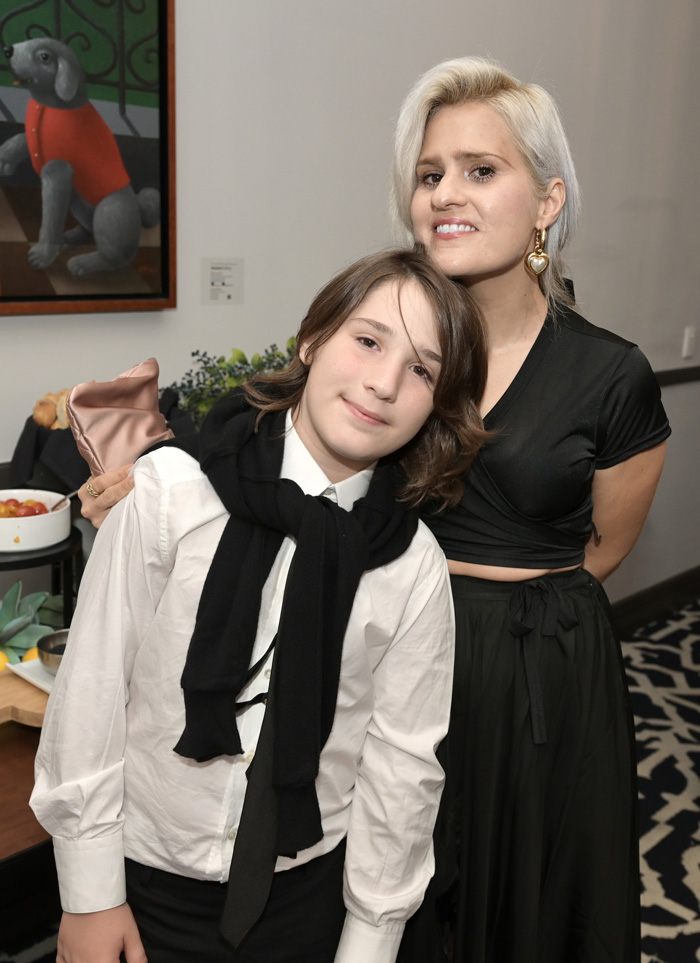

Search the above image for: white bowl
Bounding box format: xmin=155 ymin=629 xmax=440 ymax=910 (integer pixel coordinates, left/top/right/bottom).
xmin=0 ymin=488 xmax=71 ymax=552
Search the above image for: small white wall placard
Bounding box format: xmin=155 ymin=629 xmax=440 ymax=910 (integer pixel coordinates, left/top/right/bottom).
xmin=201 ymin=258 xmax=244 ymax=305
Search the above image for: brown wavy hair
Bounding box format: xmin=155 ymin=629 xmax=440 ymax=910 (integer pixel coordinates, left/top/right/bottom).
xmin=243 ymin=249 xmax=488 ymax=508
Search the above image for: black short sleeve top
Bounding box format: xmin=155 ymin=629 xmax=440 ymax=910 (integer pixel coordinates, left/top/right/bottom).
xmin=423 ymin=308 xmax=671 ymax=568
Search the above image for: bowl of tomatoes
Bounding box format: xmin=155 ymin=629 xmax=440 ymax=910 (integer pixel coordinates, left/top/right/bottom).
xmin=0 ymin=489 xmax=71 ymax=552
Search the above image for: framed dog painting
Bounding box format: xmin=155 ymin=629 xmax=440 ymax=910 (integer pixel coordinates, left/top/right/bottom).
xmin=0 ymin=0 xmax=175 ymax=314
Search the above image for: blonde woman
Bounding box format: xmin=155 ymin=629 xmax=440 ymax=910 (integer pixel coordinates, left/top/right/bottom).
xmin=391 ymin=57 xmax=668 ymax=963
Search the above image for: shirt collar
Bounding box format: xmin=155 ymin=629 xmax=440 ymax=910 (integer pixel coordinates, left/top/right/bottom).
xmin=281 ymin=411 xmax=373 ymax=511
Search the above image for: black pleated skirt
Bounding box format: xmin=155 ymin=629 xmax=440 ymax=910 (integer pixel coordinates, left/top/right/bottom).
xmin=398 ymin=568 xmax=640 ymax=963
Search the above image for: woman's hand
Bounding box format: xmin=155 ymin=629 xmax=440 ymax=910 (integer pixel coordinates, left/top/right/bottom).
xmin=79 ymin=465 xmax=135 ymax=529
xmin=57 ymin=904 xmax=147 ymax=963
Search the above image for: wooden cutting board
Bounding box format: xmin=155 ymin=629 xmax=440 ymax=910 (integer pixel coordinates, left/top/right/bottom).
xmin=0 ymin=669 xmax=48 ymax=727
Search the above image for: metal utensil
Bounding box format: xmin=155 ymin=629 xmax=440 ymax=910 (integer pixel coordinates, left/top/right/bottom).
xmin=51 ymin=488 xmax=81 ymax=512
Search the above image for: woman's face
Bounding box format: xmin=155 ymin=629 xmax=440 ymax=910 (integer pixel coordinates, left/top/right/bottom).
xmin=410 ymin=101 xmax=549 ymax=287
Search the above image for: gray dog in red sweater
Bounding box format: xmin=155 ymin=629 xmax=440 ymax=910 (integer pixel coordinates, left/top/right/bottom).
xmin=0 ymin=38 xmax=160 ymax=276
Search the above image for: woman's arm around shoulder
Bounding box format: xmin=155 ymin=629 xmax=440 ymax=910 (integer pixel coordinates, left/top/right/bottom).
xmin=79 ymin=464 xmax=134 ymax=529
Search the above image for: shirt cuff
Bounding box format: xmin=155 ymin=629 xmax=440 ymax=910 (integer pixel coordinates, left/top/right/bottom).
xmin=53 ymin=833 xmax=126 ymax=913
xmin=334 ymin=912 xmax=405 ymax=963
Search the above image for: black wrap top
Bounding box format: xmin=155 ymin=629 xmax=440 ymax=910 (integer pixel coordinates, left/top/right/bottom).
xmin=424 ymin=307 xmax=671 ymax=568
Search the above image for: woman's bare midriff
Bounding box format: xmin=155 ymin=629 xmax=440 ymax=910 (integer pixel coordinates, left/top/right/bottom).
xmin=446 ymin=560 xmax=582 ymax=581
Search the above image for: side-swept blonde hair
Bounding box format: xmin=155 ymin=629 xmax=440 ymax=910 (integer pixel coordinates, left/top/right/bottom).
xmin=390 ymin=57 xmax=581 ymax=310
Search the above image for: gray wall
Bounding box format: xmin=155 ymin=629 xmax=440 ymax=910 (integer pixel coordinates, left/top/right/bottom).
xmin=1 ymin=0 xmax=697 ymax=603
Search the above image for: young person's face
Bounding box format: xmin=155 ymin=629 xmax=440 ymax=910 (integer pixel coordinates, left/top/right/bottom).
xmin=410 ymin=101 xmax=546 ymax=285
xmin=294 ymin=280 xmax=442 ymax=482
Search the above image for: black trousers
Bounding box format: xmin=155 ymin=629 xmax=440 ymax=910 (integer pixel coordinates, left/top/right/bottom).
xmin=123 ymin=840 xmax=347 ymax=963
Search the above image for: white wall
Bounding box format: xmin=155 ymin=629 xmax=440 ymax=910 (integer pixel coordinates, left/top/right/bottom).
xmin=2 ymin=0 xmax=697 ymax=601
xmin=605 ymin=382 xmax=699 ymax=601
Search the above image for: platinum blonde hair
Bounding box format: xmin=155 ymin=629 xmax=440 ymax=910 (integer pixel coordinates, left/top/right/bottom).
xmin=390 ymin=57 xmax=581 ymax=308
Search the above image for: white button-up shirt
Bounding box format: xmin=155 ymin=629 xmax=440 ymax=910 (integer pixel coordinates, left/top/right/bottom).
xmin=31 ymin=420 xmax=455 ymax=963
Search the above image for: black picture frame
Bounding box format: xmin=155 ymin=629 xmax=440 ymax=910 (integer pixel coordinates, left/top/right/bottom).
xmin=0 ymin=0 xmax=175 ymax=314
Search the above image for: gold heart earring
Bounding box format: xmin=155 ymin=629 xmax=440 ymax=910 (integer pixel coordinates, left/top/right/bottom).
xmin=526 ymin=227 xmax=549 ymax=276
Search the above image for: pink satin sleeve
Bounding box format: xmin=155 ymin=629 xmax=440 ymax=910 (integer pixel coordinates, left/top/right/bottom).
xmin=66 ymin=358 xmax=174 ymax=476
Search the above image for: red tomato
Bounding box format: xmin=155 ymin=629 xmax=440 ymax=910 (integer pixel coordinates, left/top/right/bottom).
xmin=34 ymin=501 xmax=48 ymax=514
xmin=15 ymin=505 xmax=38 ymax=517
xmin=4 ymin=499 xmax=20 ymax=508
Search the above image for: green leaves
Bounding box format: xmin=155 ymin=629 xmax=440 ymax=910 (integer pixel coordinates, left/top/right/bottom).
xmin=37 ymin=594 xmax=65 ymax=629
xmin=0 ymin=580 xmax=56 ymax=663
xmin=0 ymin=581 xmax=21 ymax=633
xmin=166 ymin=339 xmax=297 ymax=428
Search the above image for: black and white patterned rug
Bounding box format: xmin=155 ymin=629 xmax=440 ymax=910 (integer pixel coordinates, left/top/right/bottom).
xmin=627 ymin=600 xmax=700 ymax=963
xmin=5 ymin=602 xmax=700 ymax=963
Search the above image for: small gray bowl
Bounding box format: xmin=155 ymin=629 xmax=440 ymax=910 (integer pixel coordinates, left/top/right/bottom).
xmin=38 ymin=629 xmax=69 ymax=675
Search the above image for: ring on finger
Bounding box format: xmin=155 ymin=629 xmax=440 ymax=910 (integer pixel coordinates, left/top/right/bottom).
xmin=86 ymin=481 xmax=100 ymax=498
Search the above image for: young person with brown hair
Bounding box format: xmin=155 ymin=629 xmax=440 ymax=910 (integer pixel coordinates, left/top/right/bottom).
xmin=31 ymin=250 xmax=487 ymax=963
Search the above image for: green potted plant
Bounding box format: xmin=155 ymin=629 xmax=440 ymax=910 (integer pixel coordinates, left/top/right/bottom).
xmin=167 ymin=340 xmax=296 ymax=429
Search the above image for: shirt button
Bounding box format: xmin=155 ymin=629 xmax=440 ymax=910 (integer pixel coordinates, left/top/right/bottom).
xmin=244 ymin=751 xmax=255 ymax=763
xmin=227 ymin=828 xmax=237 ymax=840
xmin=264 ymin=669 xmax=271 ymax=679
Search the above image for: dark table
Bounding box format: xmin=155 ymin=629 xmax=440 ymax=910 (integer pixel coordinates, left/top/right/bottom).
xmin=0 ymin=531 xmax=84 ymax=947
xmin=0 ymin=526 xmax=83 ymax=625
xmin=0 ymin=719 xmax=60 ymax=944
